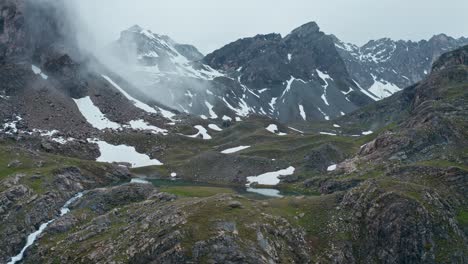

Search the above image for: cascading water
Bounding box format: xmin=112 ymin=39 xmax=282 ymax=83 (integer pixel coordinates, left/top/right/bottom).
xmin=7 ymin=192 xmax=84 ymax=264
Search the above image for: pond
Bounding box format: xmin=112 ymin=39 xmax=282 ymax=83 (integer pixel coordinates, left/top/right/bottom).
xmin=130 ymin=178 xmax=293 ymax=199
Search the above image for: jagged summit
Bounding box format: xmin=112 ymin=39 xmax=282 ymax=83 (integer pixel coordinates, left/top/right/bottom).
xmin=109 ymin=21 xmax=468 ymax=124
xmin=116 ymin=25 xmax=204 ymax=63
xmin=288 ymin=21 xmax=321 ymax=37
xmin=127 ymin=24 xmax=144 ymax=32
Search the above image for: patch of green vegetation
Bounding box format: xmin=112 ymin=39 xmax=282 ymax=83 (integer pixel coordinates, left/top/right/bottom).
xmin=161 ymin=186 xmax=236 ymax=197
xmin=179 ymin=196 xmax=258 ymax=255
xmin=416 ymin=159 xmax=468 ymax=171
xmin=0 ymin=141 xmax=123 ymax=194
xmin=456 ymin=210 xmax=468 ymax=226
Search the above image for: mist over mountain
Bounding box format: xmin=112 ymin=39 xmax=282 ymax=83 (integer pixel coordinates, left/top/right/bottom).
xmin=107 ymin=21 xmax=467 ymax=124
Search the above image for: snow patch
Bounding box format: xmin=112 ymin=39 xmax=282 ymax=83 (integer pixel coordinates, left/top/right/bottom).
xmin=327 ymin=164 xmax=337 ymax=171
xmin=299 ymin=105 xmax=306 ymax=120
xmin=102 ymin=75 xmax=157 ymax=114
xmin=188 ymin=125 xmax=212 ymax=140
xmin=368 ymin=75 xmax=401 ymax=100
xmin=281 ymin=76 xmax=296 ymax=98
xmin=317 ymin=70 xmax=332 ymax=106
xmin=73 ymin=96 xmax=121 ymax=130
xmin=205 ymin=101 xmax=218 ymax=119
xmin=353 ymin=80 xmax=380 ymax=101
xmin=208 ymin=124 xmax=223 ymax=131
xmin=128 ymin=119 xmax=168 ymax=134
xmin=289 ymin=127 xmax=304 ymax=134
xmin=221 ymin=145 xmax=251 ymax=154
xmin=266 ymin=124 xmax=287 ymax=136
xmin=90 ymin=139 xmax=163 ymax=167
xmin=317 ymin=107 xmax=330 ymax=121
xmin=362 ymin=131 xmax=374 ymax=135
xmin=222 ymin=115 xmax=232 ymax=121
xmin=320 ymin=132 xmax=337 ymax=136
xmin=31 ymin=65 xmax=48 ymax=80
xmin=246 ymin=166 xmax=295 ymax=186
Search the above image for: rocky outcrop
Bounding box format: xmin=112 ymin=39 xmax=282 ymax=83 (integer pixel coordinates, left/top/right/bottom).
xmin=0 ymin=164 xmax=131 ymax=263
xmin=25 ymin=193 xmax=311 ymax=264
xmin=327 ymin=180 xmax=467 ymax=263
xmin=432 ymin=44 xmax=468 ymax=72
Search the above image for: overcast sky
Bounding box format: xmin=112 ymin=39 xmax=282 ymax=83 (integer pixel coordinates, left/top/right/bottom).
xmin=74 ymin=0 xmax=468 ymax=54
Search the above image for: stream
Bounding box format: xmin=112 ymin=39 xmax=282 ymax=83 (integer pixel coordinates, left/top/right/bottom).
xmin=7 ymin=192 xmax=84 ymax=264
xmin=8 ymin=178 xmax=287 ymax=263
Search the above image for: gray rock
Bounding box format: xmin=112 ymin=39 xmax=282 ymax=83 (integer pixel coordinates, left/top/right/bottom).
xmin=228 ymin=201 xmax=243 ymax=209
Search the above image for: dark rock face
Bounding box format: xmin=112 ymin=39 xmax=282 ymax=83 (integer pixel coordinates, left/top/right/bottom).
xmin=0 ymin=0 xmax=73 ymax=64
xmin=203 ymin=22 xmax=372 ymax=122
xmin=174 ymin=43 xmax=204 ymax=61
xmin=304 ymin=143 xmax=346 ymax=172
xmin=339 ymin=182 xmax=435 ymax=263
xmin=205 ymin=22 xmax=353 ymax=91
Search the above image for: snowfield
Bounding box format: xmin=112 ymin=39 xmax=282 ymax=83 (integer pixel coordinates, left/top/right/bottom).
xmin=320 ymin=132 xmax=337 ymax=136
xmin=90 ymin=139 xmax=163 ymax=167
xmin=102 ymin=75 xmax=157 ymax=114
xmin=208 ymin=124 xmax=223 ymax=131
xmin=205 ymin=101 xmax=218 ymax=119
xmin=73 ymin=96 xmax=121 ymax=130
xmin=368 ymin=75 xmax=401 ymax=99
xmin=246 ymin=166 xmax=295 ymax=186
xmin=221 ymin=145 xmax=251 ymax=154
xmin=188 ymin=125 xmax=212 ymax=140
xmin=299 ymin=105 xmax=307 ymax=120
xmin=31 ymin=65 xmax=48 ymax=80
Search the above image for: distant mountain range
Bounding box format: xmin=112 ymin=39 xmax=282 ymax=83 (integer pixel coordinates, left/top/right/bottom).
xmin=108 ymin=22 xmax=468 ymax=123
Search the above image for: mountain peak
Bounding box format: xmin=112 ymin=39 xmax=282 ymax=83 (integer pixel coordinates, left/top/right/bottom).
xmin=128 ymin=25 xmax=144 ymax=32
xmin=428 ymin=33 xmax=456 ymax=44
xmin=288 ymin=22 xmax=321 ymax=38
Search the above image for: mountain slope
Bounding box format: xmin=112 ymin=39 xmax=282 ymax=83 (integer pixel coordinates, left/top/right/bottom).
xmin=108 ymin=22 xmax=467 ymax=124
xmin=110 ymin=22 xmax=376 ymax=124
xmin=334 ymin=34 xmax=468 ymax=99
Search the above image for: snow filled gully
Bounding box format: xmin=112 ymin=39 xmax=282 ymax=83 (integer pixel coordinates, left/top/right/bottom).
xmin=7 ymin=192 xmax=84 ymax=264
